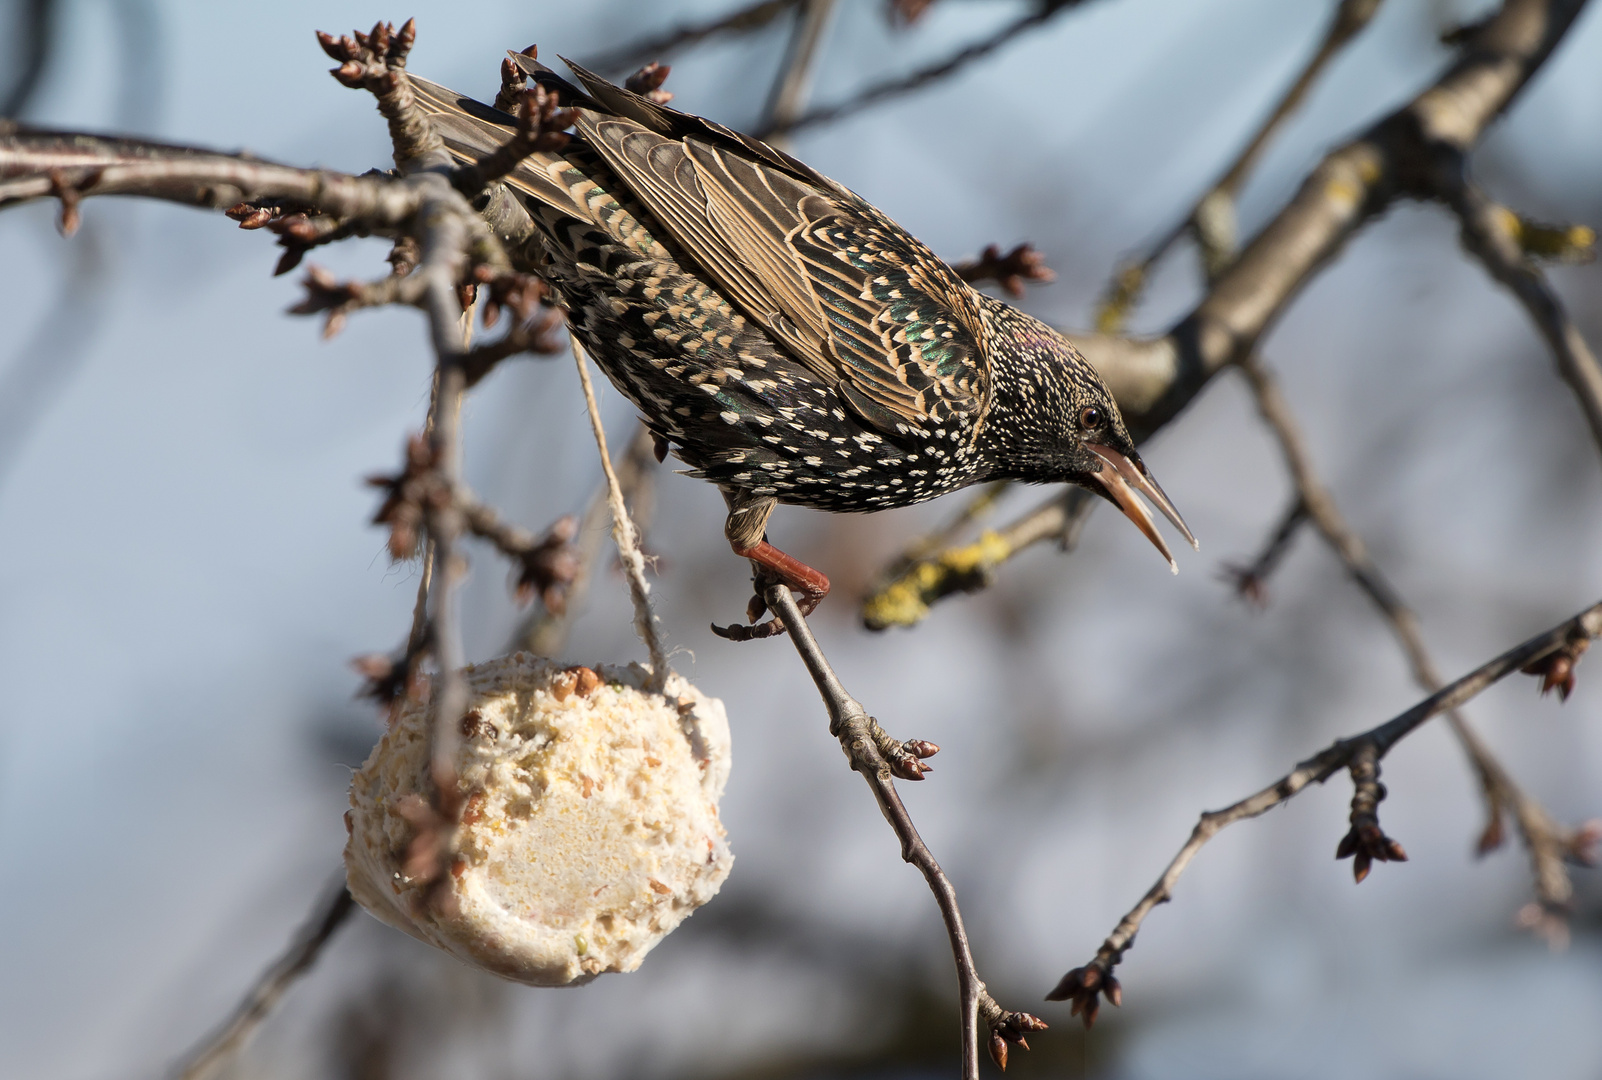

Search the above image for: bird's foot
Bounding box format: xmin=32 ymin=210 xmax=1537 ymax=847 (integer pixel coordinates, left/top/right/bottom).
xmin=710 ymin=542 xmax=830 ymax=641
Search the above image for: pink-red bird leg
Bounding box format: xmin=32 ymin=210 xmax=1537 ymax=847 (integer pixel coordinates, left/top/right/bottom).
xmin=711 ymin=541 xmax=831 ymax=641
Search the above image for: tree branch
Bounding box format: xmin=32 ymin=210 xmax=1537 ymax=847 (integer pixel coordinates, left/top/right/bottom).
xmin=767 ymin=584 xmax=1042 ymax=1077
xmin=760 ymin=0 xmax=839 ymax=152
xmin=173 ymin=882 xmax=355 ymax=1080
xmin=1048 ymin=598 xmax=1602 ymax=1025
xmin=862 ymin=0 xmax=1593 ymax=629
xmin=1098 ymin=0 xmax=1385 ymax=328
xmin=757 ymin=1 xmax=1087 ymax=140
xmin=584 ymin=0 xmax=802 ymax=75
xmin=1239 ymin=352 xmax=1590 ymax=934
xmin=1449 ymin=181 xmax=1602 ymax=458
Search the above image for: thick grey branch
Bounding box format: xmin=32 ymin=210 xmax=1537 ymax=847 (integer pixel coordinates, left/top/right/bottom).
xmin=867 ymin=0 xmax=1591 ymax=628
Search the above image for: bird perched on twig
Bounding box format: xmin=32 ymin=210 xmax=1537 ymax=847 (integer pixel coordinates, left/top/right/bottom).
xmin=410 ymin=53 xmax=1195 ymax=638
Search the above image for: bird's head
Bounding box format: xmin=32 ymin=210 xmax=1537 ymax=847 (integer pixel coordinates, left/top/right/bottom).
xmin=978 ymin=301 xmax=1197 ymax=571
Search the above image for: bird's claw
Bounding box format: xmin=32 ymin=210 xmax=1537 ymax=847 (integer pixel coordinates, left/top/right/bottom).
xmin=710 ymin=616 xmax=787 ymax=641
xmin=711 ymin=558 xmax=825 ymax=642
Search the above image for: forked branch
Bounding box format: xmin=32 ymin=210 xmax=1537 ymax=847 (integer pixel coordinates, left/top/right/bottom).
xmin=862 ymin=0 xmax=1592 ymax=629
xmin=1049 ymin=599 xmax=1602 ymax=1026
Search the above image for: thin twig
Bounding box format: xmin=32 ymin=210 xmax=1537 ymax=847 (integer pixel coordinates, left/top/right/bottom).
xmin=572 ymin=338 xmax=670 ymax=687
xmin=767 ymin=584 xmax=1043 ymax=1078
xmin=757 ymin=2 xmax=1084 ymax=140
xmin=1049 ymin=598 xmax=1602 ymax=1022
xmin=408 ymin=538 xmax=434 ymax=656
xmin=1239 ymin=352 xmax=1588 ymax=932
xmin=1450 ymin=182 xmax=1602 ymax=459
xmin=862 ymin=488 xmax=1093 ymax=631
xmin=585 ymin=0 xmax=801 ymax=75
xmin=1097 ymin=0 xmax=1385 ymax=330
xmin=1219 ymin=496 xmax=1307 ymax=606
xmin=173 ymin=882 xmax=355 ymax=1080
xmin=760 ymin=0 xmax=839 ymax=152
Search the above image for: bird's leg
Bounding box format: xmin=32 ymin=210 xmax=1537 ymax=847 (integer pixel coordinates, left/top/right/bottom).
xmin=711 ymin=492 xmax=831 ymax=641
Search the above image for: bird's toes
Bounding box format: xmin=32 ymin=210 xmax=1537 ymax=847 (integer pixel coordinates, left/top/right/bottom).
xmin=710 ymin=617 xmax=788 ymax=642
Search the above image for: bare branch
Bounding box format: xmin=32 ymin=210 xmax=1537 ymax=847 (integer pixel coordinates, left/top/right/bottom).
xmin=862 ymin=489 xmax=1092 ymax=631
xmin=761 ymin=0 xmax=839 ymax=152
xmin=585 ymin=0 xmax=802 ymax=75
xmin=1450 ymin=182 xmax=1602 ymax=459
xmin=1098 ymin=0 xmax=1385 ymax=328
xmin=758 ymin=1 xmax=1087 ymax=140
xmin=316 ymin=20 xmax=446 ymax=172
xmin=767 ymin=584 xmax=1041 ymax=1079
xmin=458 ymin=496 xmax=580 ymax=612
xmin=173 ymin=881 xmax=355 ymax=1080
xmin=1050 ymin=598 xmax=1602 ymax=1024
xmin=951 ymin=242 xmax=1056 ymax=298
xmin=1219 ymin=497 xmax=1307 ymax=607
xmin=1240 ymin=353 xmax=1591 ymax=930
xmin=449 ymin=84 xmax=575 ymax=197
xmin=863 ymin=0 xmax=1593 ymax=629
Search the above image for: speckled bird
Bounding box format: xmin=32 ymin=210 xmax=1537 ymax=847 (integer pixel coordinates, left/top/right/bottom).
xmin=411 ymin=55 xmax=1195 ymax=633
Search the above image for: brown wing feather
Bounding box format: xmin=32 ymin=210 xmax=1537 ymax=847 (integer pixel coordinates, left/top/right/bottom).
xmin=415 ymin=63 xmax=991 ymax=436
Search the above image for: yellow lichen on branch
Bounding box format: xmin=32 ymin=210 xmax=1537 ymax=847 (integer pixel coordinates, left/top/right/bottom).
xmin=862 ymin=529 xmax=1014 ymax=630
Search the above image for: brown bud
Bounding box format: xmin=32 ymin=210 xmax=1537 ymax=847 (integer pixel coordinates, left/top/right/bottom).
xmin=1013 ymin=1012 xmax=1048 ymax=1032
xmin=905 ymin=739 xmax=940 ymax=759
xmin=1045 ymin=966 xmax=1084 ymax=1002
xmin=987 ymin=1031 xmax=1008 ymax=1071
xmin=315 ymin=30 xmax=344 ymax=60
xmin=351 ymin=653 xmax=395 ymax=680
xmin=1568 ymin=819 xmax=1602 ymax=866
xmin=1476 ymin=813 xmax=1506 ymax=856
xmin=275 ymin=247 xmax=305 ymax=277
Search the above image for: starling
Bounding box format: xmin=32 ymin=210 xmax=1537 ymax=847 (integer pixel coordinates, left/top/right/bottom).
xmin=410 ymin=56 xmax=1195 ymax=635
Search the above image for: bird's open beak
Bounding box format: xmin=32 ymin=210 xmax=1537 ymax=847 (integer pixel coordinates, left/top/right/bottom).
xmin=1085 ymin=443 xmax=1198 ymax=574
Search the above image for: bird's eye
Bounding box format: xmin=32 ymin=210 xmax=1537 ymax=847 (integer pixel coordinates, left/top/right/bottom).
xmin=1079 ymin=405 xmax=1103 ymax=430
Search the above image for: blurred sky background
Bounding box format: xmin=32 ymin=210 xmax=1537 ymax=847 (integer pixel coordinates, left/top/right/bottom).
xmin=2 ymin=1 xmax=1601 ymax=1078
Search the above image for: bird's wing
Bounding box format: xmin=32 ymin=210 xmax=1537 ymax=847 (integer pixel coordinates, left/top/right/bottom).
xmin=558 ymin=60 xmax=991 ymax=436
xmin=408 ymin=76 xmax=612 ymax=229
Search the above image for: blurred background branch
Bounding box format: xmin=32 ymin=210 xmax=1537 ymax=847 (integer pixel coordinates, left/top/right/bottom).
xmin=865 ymin=0 xmax=1596 ymax=630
